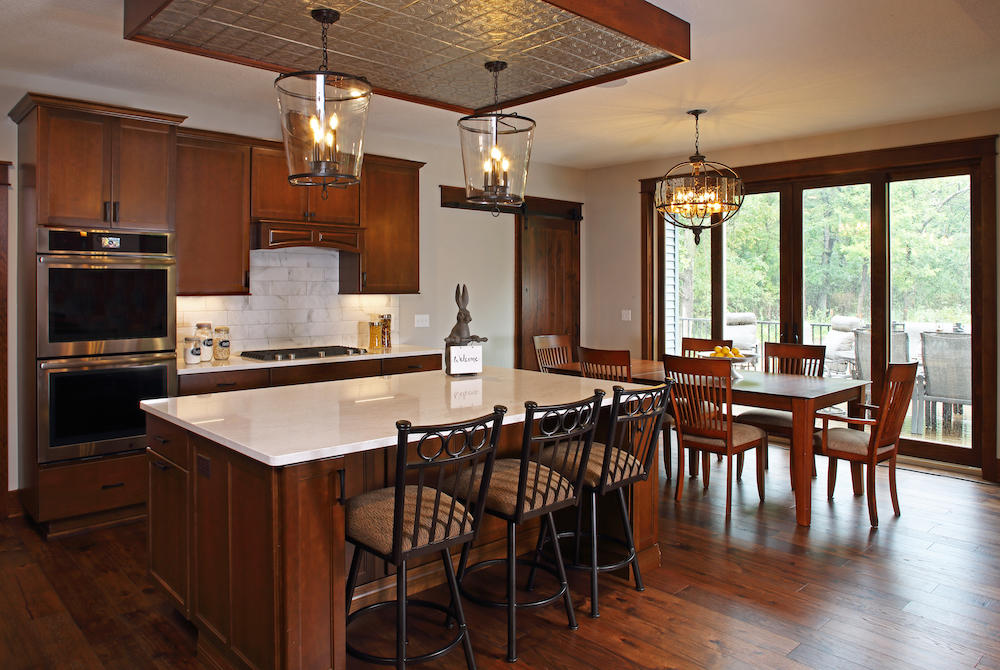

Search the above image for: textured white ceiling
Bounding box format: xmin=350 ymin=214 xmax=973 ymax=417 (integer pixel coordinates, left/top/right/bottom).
xmin=1 ymin=0 xmax=999 ymax=169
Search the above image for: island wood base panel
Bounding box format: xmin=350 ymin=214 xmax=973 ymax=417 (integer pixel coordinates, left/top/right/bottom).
xmin=147 ymin=416 xmax=660 ymax=670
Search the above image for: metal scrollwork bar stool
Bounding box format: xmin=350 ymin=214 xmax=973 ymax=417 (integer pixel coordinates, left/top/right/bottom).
xmin=345 ymin=406 xmax=507 ymax=670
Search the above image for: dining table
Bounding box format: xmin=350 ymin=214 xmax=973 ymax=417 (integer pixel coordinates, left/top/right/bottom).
xmin=547 ymin=359 xmax=870 ymax=526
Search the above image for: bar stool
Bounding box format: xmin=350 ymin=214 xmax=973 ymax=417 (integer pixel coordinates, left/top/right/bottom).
xmin=528 ymin=383 xmax=672 ymax=618
xmin=345 ymin=406 xmax=507 ymax=670
xmin=455 ymin=391 xmax=604 ymax=663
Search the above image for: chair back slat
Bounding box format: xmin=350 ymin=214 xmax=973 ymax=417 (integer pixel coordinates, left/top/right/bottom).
xmin=533 ymin=334 xmax=573 ymax=372
xmin=392 ymin=406 xmax=507 ymax=562
xmin=598 ymin=383 xmax=672 ymax=493
xmin=872 ymin=362 xmax=918 ymax=452
xmin=662 ymin=354 xmax=731 ymax=441
xmin=763 ymin=342 xmax=826 ymax=377
xmin=681 ymin=337 xmax=733 ymax=357
xmin=517 ymin=391 xmax=604 ymax=523
xmin=579 ymin=346 xmax=632 ymax=382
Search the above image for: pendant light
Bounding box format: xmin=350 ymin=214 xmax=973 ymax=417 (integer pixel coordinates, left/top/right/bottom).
xmin=654 ymin=110 xmax=744 ymax=244
xmin=274 ymin=8 xmax=372 ymax=197
xmin=458 ymin=61 xmax=535 ymax=211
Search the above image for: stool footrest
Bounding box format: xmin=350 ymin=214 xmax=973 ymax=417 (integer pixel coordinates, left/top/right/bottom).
xmin=459 ymin=557 xmax=568 ymax=610
xmin=545 ymin=529 xmax=637 ymax=574
xmin=346 ymin=598 xmax=466 ymax=666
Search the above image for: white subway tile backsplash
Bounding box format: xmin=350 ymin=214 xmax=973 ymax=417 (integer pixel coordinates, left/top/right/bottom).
xmin=178 ymin=249 xmax=395 ymax=353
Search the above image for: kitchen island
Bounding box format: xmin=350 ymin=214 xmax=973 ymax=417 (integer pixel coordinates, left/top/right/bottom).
xmin=140 ymin=367 xmax=659 ymax=670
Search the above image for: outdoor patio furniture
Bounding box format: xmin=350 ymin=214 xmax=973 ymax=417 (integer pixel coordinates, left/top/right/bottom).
xmin=824 ymin=315 xmax=863 ymax=376
xmin=913 ymin=332 xmax=971 ymax=433
xmin=724 ymin=312 xmax=759 ymax=368
xmin=853 ymin=329 xmax=911 ymax=381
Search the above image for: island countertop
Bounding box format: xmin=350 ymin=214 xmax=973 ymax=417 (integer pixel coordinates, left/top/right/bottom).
xmin=141 ymin=366 xmax=647 ymax=467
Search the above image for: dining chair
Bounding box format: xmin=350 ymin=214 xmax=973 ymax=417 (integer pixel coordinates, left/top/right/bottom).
xmin=456 ymin=391 xmax=604 ymax=663
xmin=344 ymin=406 xmax=508 ymax=670
xmin=662 ymin=354 xmax=766 ymax=517
xmin=579 ymin=346 xmax=632 ymax=383
xmin=737 ymin=342 xmax=825 ymax=476
xmin=815 ymin=361 xmax=917 ymax=527
xmin=533 ymin=334 xmax=573 ymax=373
xmin=528 ymin=383 xmax=672 ymax=618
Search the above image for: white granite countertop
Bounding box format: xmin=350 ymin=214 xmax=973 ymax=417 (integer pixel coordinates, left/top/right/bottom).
xmin=177 ymin=343 xmax=443 ymax=375
xmin=141 ymin=366 xmax=647 ymax=466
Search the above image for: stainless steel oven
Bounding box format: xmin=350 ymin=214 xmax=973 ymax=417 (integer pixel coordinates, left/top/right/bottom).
xmin=36 ymin=227 xmax=176 ymax=358
xmin=37 ymin=352 xmax=177 ymax=464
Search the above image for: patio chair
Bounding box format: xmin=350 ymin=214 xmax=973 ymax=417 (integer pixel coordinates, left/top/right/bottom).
xmin=913 ymin=332 xmax=971 ymax=433
xmin=723 ymin=312 xmax=758 ymax=364
xmin=824 ymin=315 xmax=862 ymax=376
xmin=853 ymin=329 xmax=911 ymax=382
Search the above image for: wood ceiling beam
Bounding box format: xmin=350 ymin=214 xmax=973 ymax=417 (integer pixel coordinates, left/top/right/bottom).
xmin=545 ymin=0 xmax=690 ymax=60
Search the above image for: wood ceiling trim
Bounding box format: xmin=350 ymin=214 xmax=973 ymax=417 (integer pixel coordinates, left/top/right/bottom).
xmin=123 ymin=0 xmax=171 ymax=39
xmin=545 ymin=0 xmax=690 ymax=61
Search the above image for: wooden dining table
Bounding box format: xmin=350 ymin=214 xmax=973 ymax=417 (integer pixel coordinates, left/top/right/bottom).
xmin=547 ymin=359 xmax=869 ymax=526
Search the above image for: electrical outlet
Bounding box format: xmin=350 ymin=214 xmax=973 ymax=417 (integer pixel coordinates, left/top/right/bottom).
xmin=621 ymin=309 xmax=632 ymax=322
xmin=414 ymin=314 xmax=430 ymax=328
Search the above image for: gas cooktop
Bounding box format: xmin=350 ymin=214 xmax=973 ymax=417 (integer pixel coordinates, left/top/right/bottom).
xmin=240 ymin=346 xmax=367 ymax=362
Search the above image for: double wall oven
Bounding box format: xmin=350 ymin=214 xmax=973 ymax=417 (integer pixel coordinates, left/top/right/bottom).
xmin=36 ymin=228 xmax=176 ymax=464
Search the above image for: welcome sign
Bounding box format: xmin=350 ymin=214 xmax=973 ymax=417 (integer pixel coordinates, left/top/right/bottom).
xmin=446 ymin=344 xmax=483 ymax=375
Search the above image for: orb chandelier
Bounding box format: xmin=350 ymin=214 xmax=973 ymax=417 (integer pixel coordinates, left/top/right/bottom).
xmin=654 ymin=109 xmax=743 ymax=244
xmin=274 ymin=8 xmax=372 ymax=197
xmin=458 ymin=61 xmax=535 ymax=211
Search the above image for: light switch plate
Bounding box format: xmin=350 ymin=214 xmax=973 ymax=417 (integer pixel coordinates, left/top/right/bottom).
xmin=414 ymin=314 xmax=430 ymax=328
xmin=621 ymin=309 xmax=632 ymax=321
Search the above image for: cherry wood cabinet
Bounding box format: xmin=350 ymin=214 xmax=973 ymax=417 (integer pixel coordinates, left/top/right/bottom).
xmin=250 ymin=146 xmax=359 ymax=224
xmin=8 ymin=94 xmax=184 ymax=230
xmin=381 ymin=353 xmax=441 ymax=375
xmin=340 ymin=155 xmax=424 ymax=294
xmin=178 ymin=368 xmax=270 ymax=396
xmin=148 ymin=447 xmax=189 ymax=616
xmin=176 ymin=132 xmax=251 ymax=295
xmin=269 ymin=359 xmax=381 ymax=387
xmin=34 ymin=452 xmax=147 ymax=523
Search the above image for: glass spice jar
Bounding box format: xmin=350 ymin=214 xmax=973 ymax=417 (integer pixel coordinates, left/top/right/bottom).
xmin=368 ymin=321 xmax=381 ymax=350
xmin=213 ymin=326 xmax=230 ymax=360
xmin=183 ymin=337 xmax=202 ymax=365
xmin=195 ymin=322 xmax=213 ymax=362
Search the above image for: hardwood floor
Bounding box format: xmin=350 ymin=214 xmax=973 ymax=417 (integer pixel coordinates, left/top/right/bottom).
xmin=2 ymin=444 xmax=999 ymax=669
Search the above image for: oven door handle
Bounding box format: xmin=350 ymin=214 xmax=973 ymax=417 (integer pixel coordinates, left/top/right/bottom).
xmin=37 ymin=254 xmax=176 ymax=267
xmin=39 ymin=352 xmax=177 ymax=370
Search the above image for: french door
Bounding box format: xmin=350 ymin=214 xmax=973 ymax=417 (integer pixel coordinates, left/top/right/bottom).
xmin=648 ymin=137 xmax=996 ymax=473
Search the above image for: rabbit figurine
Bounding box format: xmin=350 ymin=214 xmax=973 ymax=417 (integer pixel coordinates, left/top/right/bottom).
xmin=444 ymin=284 xmax=488 ymax=346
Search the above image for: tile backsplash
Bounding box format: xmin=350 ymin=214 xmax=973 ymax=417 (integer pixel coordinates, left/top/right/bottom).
xmin=176 ymin=248 xmax=398 ymax=353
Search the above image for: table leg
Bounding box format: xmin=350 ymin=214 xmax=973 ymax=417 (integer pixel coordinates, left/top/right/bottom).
xmin=791 ymin=397 xmax=815 ymax=526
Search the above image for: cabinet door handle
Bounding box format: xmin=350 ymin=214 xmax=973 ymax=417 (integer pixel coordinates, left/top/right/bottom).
xmin=407 ymin=364 xmax=421 ymax=370
xmin=113 ymin=201 xmax=120 ymax=223
xmin=152 ymin=434 xmax=168 ymax=444
xmin=152 ymin=461 xmax=170 ymax=471
xmin=336 ymin=469 xmax=346 ymax=505
xmin=362 ymin=271 xmax=367 ymax=288
xmin=216 ymin=381 xmax=237 ymax=388
xmin=101 ymin=481 xmax=126 ymax=489
xmin=103 ymin=201 xmax=111 ymax=222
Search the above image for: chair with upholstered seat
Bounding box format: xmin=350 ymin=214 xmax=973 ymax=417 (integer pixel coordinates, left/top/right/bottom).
xmin=533 ymin=334 xmax=573 ymax=373
xmin=815 ymin=361 xmax=917 ymax=527
xmin=456 ymin=391 xmax=603 ymax=663
xmin=578 ymin=346 xmax=632 ymax=382
xmin=528 ymin=383 xmax=671 ymax=618
xmin=663 ymin=354 xmax=766 ymax=517
xmin=345 ymin=406 xmax=507 ymax=670
xmin=737 ymin=342 xmax=825 ymax=475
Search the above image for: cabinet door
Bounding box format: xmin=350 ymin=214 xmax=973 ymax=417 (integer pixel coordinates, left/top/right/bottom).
xmin=115 ymin=119 xmax=175 ymax=230
xmin=148 ymin=452 xmax=189 ymax=615
xmin=308 ymin=181 xmax=359 ymax=224
xmin=176 ymin=137 xmax=250 ymax=295
xmin=251 ymin=146 xmax=308 ymax=220
xmin=38 ymin=107 xmax=113 ymax=227
xmin=341 ymin=156 xmax=422 ymax=294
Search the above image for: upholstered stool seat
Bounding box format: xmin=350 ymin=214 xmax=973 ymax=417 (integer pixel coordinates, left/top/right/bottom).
xmin=348 ymin=485 xmax=473 ymax=557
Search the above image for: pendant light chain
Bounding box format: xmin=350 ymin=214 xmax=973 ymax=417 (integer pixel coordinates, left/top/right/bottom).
xmin=693 ymin=112 xmax=700 ymax=155
xmin=320 ymin=19 xmax=329 ymax=70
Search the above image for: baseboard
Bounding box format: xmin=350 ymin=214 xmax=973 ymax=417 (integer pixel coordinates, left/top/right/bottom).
xmin=5 ymin=489 xmax=22 ymax=518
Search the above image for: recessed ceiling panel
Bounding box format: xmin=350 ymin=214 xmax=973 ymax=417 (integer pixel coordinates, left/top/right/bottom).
xmin=126 ymin=0 xmax=690 ymax=112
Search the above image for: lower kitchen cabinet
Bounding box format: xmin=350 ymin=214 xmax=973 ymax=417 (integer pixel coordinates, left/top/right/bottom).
xmin=178 ymin=368 xmax=270 ymax=396
xmin=269 ymin=359 xmax=381 ymax=386
xmin=148 ymin=447 xmax=189 ymax=616
xmin=35 ymin=452 xmax=147 ymax=524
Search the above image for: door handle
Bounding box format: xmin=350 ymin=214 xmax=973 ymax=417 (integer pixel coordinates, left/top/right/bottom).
xmin=216 ymin=381 xmax=237 ymax=388
xmin=152 ymin=434 xmax=168 ymax=444
xmin=103 ymin=201 xmax=111 ymax=222
xmin=113 ymin=201 xmax=120 ymax=223
xmin=151 ymin=461 xmax=170 ymax=471
xmin=362 ymin=271 xmax=367 ymax=288
xmin=101 ymin=481 xmax=126 ymax=489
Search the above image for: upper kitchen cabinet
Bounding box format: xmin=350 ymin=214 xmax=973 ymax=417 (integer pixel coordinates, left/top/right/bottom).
xmin=340 ymin=155 xmax=424 ymax=294
xmin=250 ymin=145 xmax=359 ymax=224
xmin=8 ymin=93 xmax=184 ymax=230
xmin=176 ymin=130 xmax=251 ymax=295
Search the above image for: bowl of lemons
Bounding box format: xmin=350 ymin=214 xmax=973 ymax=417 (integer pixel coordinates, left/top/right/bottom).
xmin=700 ymin=346 xmax=747 ymax=380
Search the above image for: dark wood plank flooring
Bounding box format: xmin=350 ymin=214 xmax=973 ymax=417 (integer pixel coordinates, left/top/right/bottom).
xmin=2 ymin=445 xmax=999 ymax=669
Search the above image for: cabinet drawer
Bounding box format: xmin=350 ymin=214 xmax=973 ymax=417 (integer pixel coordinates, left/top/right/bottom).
xmin=37 ymin=453 xmax=147 ymax=522
xmin=146 ymin=415 xmax=190 ymax=469
xmin=381 ymin=354 xmax=442 ymax=375
xmin=270 ymin=359 xmax=381 ymax=387
xmin=178 ymin=369 xmax=270 ymax=395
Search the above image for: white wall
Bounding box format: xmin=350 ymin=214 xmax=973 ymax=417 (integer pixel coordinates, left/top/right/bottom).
xmin=0 ymin=72 xmax=586 ymax=491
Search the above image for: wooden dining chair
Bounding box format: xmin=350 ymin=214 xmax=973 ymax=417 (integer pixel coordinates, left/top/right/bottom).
xmin=533 ymin=334 xmax=573 ymax=373
xmin=662 ymin=354 xmax=766 ymax=517
xmin=680 ymin=337 xmax=733 ymax=357
xmin=815 ymin=361 xmax=917 ymax=527
xmin=579 ymin=346 xmax=632 ymax=383
xmin=737 ymin=342 xmax=826 ymax=475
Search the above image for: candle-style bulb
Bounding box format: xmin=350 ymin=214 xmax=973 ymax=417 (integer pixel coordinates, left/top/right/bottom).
xmin=309 ymin=115 xmax=323 ymax=143
xmin=490 ymin=146 xmax=502 ymax=161
xmin=330 ymin=114 xmax=339 ymax=130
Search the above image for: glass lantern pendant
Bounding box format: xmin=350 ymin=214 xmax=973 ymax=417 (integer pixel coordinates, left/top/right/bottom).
xmin=274 ymin=8 xmax=372 ymax=196
xmin=654 ymin=109 xmax=744 ymax=244
xmin=458 ymin=61 xmax=536 ymax=210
